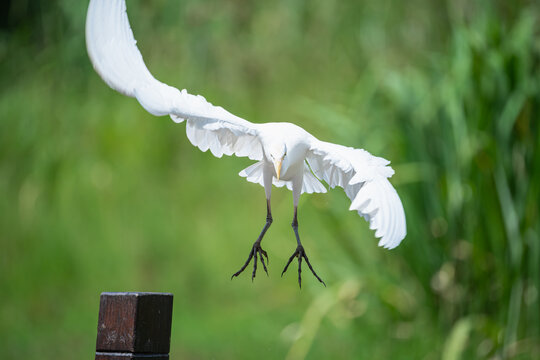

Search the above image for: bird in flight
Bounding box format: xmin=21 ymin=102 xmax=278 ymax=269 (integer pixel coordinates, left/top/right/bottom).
xmin=86 ymin=0 xmax=406 ymax=288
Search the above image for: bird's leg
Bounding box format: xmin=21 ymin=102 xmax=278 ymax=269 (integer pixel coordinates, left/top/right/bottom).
xmin=231 ymin=199 xmax=272 ymax=281
xmin=281 ymin=206 xmax=326 ymax=288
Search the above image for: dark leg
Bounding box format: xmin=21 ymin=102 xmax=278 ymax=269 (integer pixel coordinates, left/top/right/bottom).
xmin=281 ymin=206 xmax=326 ymax=288
xmin=231 ymin=199 xmax=272 ymax=281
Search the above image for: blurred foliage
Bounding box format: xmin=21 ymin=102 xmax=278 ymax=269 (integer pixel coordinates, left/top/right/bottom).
xmin=1 ymin=0 xmax=539 ymax=359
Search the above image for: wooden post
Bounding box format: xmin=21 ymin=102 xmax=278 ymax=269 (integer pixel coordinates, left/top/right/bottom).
xmin=95 ymin=292 xmax=173 ymax=360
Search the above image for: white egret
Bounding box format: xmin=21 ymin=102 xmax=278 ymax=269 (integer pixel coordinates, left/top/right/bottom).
xmin=86 ymin=0 xmax=406 ymax=287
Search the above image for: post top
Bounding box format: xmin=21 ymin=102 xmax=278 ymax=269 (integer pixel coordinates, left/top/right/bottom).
xmin=96 ymin=291 xmax=173 ymax=354
xmin=100 ymin=292 xmax=173 ymax=297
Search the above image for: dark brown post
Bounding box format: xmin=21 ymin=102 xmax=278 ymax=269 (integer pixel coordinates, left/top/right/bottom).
xmin=95 ymin=292 xmax=173 ymax=360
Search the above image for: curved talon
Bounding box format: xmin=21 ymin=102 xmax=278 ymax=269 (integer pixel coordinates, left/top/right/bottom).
xmin=251 ymin=248 xmax=258 ymax=281
xmin=281 ymin=252 xmax=297 ymax=277
xmin=298 ymin=256 xmax=303 ymax=288
xmin=261 ymin=249 xmax=269 ymax=265
xmin=281 ymin=245 xmax=326 ymax=288
xmin=231 ymin=242 xmax=269 ymax=281
xmin=259 ymin=252 xmax=268 ymax=276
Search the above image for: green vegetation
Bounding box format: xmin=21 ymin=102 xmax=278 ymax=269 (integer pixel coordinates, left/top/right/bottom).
xmin=1 ymin=0 xmax=538 ymax=359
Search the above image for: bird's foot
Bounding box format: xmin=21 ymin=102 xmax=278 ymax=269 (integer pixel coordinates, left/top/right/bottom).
xmin=281 ymin=245 xmax=326 ymax=288
xmin=231 ymin=241 xmax=269 ymax=281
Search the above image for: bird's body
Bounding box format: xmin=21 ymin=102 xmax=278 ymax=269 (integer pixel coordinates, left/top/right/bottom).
xmin=261 ymin=123 xmax=308 ymax=178
xmin=260 ymin=123 xmax=311 ymax=183
xmin=86 ymin=0 xmax=407 ymax=287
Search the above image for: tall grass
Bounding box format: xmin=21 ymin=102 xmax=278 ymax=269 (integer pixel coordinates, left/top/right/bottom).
xmin=304 ymin=4 xmax=540 ymax=358
xmin=391 ymin=8 xmax=540 ymax=358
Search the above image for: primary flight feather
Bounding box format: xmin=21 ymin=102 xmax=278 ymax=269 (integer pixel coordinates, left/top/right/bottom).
xmin=86 ymin=0 xmax=406 ymax=287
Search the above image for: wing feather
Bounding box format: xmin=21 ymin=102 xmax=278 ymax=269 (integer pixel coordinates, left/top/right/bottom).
xmin=307 ymin=139 xmax=406 ymax=249
xmin=86 ymin=0 xmax=262 ymax=160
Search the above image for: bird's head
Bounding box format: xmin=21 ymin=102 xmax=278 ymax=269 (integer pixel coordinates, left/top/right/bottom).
xmin=268 ymin=143 xmax=287 ymax=180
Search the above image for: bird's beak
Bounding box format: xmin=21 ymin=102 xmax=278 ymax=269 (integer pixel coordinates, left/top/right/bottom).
xmin=274 ymin=159 xmax=283 ymax=180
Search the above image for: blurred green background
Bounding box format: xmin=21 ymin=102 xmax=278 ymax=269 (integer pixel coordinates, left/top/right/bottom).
xmin=1 ymin=0 xmax=539 ymax=359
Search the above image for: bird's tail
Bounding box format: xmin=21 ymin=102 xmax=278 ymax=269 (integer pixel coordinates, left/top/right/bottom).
xmin=239 ymin=162 xmax=327 ymax=194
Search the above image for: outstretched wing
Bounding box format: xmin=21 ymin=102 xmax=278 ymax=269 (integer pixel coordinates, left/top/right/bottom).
xmin=85 ymin=0 xmax=263 ymax=160
xmin=307 ymin=139 xmax=406 ymax=249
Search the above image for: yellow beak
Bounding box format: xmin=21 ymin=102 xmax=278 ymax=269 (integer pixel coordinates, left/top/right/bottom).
xmin=274 ymin=159 xmax=282 ymax=180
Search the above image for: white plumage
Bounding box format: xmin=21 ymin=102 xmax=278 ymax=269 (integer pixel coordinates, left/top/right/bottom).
xmin=86 ymin=0 xmax=407 ymax=285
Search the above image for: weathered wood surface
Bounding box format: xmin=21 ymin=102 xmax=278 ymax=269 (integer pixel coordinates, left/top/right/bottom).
xmin=95 ymin=292 xmax=173 ymax=360
xmin=95 ymin=353 xmax=169 ymax=359
xmin=95 ymin=353 xmax=169 ymax=360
